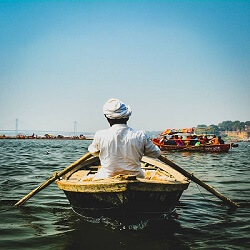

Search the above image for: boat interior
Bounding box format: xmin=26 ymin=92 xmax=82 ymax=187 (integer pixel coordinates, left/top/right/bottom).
xmin=61 ymin=156 xmax=187 ymax=184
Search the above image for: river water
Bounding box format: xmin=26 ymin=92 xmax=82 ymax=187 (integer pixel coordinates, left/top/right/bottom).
xmin=0 ymin=139 xmax=249 ymax=249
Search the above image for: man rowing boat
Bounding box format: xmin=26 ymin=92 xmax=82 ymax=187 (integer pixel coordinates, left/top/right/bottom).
xmin=88 ymin=98 xmax=161 ymax=180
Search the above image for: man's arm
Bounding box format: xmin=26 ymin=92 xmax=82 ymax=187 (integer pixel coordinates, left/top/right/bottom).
xmin=88 ymin=132 xmax=100 ymax=156
xmin=144 ymin=135 xmax=161 ymax=158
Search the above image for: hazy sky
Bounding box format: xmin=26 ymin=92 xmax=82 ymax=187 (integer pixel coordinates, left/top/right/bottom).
xmin=0 ymin=0 xmax=249 ymax=133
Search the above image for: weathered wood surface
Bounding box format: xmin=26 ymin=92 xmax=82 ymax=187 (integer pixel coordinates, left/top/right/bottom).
xmin=63 ymin=156 xmax=99 ymax=179
xmin=57 ymin=178 xmax=189 ymax=193
xmin=56 ymin=156 xmax=190 ymax=193
xmin=141 ymin=156 xmax=188 ymax=181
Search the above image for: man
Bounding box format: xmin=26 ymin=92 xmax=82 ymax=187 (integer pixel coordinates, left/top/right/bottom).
xmin=88 ymin=98 xmax=161 ymax=179
xmin=210 ymin=135 xmax=220 ymax=145
xmin=218 ymin=136 xmax=224 ymax=144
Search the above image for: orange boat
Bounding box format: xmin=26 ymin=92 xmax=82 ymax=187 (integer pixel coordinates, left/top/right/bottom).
xmin=152 ymin=128 xmax=232 ymax=153
xmin=152 ymin=137 xmax=232 ymax=152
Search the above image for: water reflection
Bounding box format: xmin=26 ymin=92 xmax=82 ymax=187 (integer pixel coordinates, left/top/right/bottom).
xmin=18 ymin=206 xmax=46 ymax=236
xmin=62 ymin=213 xmax=189 ymax=250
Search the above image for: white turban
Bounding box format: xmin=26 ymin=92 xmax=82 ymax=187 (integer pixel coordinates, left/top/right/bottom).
xmin=103 ymin=98 xmax=132 ymax=119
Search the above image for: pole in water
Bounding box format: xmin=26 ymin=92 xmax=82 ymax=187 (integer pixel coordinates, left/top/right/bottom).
xmin=15 ymin=118 xmax=18 ymax=136
xmin=74 ymin=121 xmax=77 ymax=137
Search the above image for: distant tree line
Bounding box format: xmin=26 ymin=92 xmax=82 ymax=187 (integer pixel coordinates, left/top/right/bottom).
xmin=197 ymin=121 xmax=250 ymax=132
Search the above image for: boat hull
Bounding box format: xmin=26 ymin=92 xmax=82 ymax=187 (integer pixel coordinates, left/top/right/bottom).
xmin=63 ymin=189 xmax=184 ymax=222
xmin=56 ymin=156 xmax=190 ymax=223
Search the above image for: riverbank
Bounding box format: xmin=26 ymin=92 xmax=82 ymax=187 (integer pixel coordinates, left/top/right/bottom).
xmin=0 ymin=135 xmax=93 ymax=140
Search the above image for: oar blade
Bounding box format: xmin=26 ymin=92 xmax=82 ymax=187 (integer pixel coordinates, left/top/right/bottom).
xmin=158 ymin=155 xmax=239 ymax=208
xmin=14 ymin=152 xmax=92 ymax=206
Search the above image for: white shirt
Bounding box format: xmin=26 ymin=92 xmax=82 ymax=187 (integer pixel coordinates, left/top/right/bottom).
xmin=88 ymin=124 xmax=161 ymax=179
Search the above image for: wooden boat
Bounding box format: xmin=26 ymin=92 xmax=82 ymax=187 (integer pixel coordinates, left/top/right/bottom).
xmin=152 ymin=138 xmax=232 ymax=152
xmin=56 ymin=156 xmax=190 ymax=223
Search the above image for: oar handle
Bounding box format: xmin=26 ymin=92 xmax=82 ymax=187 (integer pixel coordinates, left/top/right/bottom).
xmin=15 ymin=152 xmax=92 ymax=206
xmin=158 ymin=155 xmax=240 ymax=208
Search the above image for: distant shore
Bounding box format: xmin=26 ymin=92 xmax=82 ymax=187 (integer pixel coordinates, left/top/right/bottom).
xmin=0 ymin=135 xmax=93 ymax=140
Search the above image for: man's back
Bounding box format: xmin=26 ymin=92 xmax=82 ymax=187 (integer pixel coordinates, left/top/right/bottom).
xmin=88 ymin=124 xmax=160 ymax=179
xmin=88 ymin=98 xmax=161 ymax=179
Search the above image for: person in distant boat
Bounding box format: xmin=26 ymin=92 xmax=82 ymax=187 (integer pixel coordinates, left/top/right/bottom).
xmin=218 ymin=136 xmax=224 ymax=144
xmin=189 ymin=135 xmax=198 ymax=146
xmin=175 ymin=135 xmax=184 ymax=146
xmin=210 ymin=135 xmax=220 ymax=145
xmin=197 ymin=136 xmax=204 ymax=144
xmin=165 ymin=135 xmax=176 ymax=145
xmin=178 ymin=135 xmax=185 ymax=146
xmin=159 ymin=135 xmax=167 ymax=145
xmin=203 ymin=135 xmax=209 ymax=144
xmin=184 ymin=135 xmax=192 ymax=146
xmin=88 ymin=98 xmax=161 ymax=180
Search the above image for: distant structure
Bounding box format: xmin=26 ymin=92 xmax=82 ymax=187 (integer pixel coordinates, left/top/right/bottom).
xmin=222 ymin=130 xmax=250 ymax=140
xmin=15 ymin=119 xmax=18 ymax=135
xmin=74 ymin=121 xmax=77 ymax=137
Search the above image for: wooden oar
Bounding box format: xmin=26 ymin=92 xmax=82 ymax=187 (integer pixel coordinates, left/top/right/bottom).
xmin=158 ymin=155 xmax=239 ymax=208
xmin=15 ymin=152 xmax=92 ymax=206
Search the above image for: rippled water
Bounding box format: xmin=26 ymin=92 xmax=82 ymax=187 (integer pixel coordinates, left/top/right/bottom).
xmin=0 ymin=140 xmax=249 ymax=249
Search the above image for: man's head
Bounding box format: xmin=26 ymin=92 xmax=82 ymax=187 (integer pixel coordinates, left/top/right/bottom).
xmin=103 ymin=98 xmax=132 ymax=126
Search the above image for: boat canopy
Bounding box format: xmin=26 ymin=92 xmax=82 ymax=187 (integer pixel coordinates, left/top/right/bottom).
xmin=161 ymin=128 xmax=194 ymax=135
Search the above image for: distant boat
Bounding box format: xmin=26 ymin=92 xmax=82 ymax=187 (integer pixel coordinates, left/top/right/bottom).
xmin=152 ymin=127 xmax=232 ymax=153
xmin=152 ymin=138 xmax=232 ymax=152
xmin=243 ymin=138 xmax=250 ymax=142
xmin=56 ymin=156 xmax=190 ymax=223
